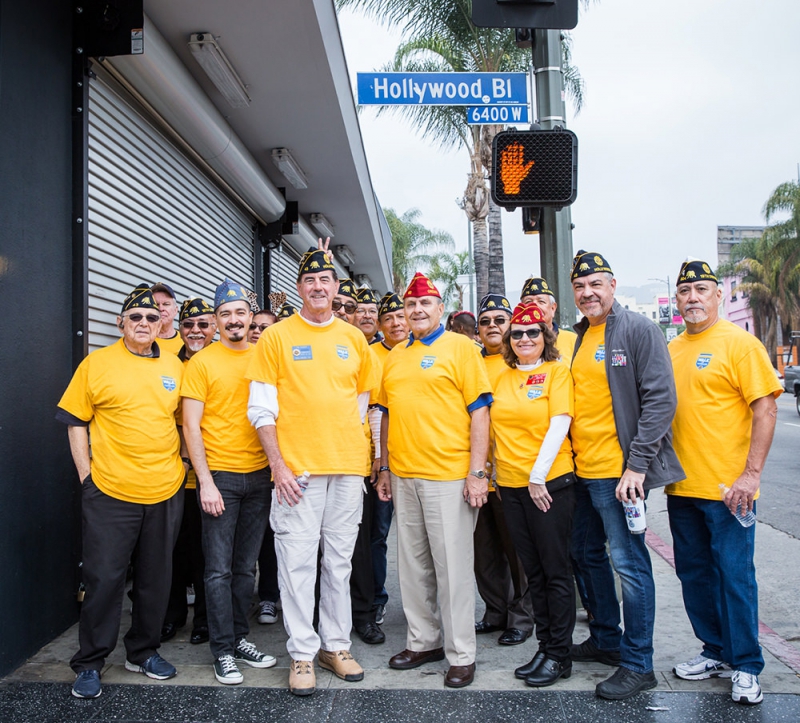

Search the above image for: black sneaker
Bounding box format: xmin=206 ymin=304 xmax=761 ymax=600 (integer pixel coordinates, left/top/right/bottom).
xmin=234 ymin=638 xmax=277 ymax=668
xmin=571 ymin=637 xmax=621 ymax=666
xmin=214 ymin=655 xmax=243 ymax=685
xmin=596 ymin=666 xmax=657 ymax=700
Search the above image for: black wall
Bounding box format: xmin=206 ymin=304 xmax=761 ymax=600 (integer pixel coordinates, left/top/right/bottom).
xmin=0 ymin=0 xmax=81 ymax=675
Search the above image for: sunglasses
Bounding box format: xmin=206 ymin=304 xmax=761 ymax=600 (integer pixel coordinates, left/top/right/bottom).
xmin=127 ymin=313 xmax=161 ymax=324
xmin=332 ymin=299 xmax=357 ymax=314
xmin=510 ymin=328 xmax=542 ymax=340
xmin=181 ymin=320 xmax=212 ymax=330
xmin=249 ymin=323 xmax=271 ymax=332
xmin=479 ymin=316 xmax=509 ymax=327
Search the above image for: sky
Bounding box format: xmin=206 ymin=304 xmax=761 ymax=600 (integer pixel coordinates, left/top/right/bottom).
xmin=336 ymin=0 xmax=800 ymax=302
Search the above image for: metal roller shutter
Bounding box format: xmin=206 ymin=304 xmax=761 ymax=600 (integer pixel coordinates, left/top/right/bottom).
xmin=87 ymin=70 xmax=256 ymax=350
xmin=268 ymin=242 xmax=303 ymax=310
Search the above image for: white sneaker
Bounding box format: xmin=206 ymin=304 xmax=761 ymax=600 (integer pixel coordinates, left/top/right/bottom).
xmin=214 ymin=655 xmax=243 ymax=685
xmin=673 ymin=653 xmax=732 ymax=680
xmin=731 ymin=671 xmax=763 ymax=705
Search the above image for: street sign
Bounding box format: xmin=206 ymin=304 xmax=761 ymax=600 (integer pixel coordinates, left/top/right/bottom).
xmin=472 ymin=0 xmax=579 ymax=30
xmin=357 ymin=72 xmax=528 ymax=106
xmin=467 ymin=105 xmax=530 ymax=125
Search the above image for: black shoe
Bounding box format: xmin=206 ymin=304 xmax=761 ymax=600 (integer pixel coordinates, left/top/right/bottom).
xmin=514 ymin=651 xmax=546 ymax=680
xmin=475 ymin=620 xmax=503 ymax=634
xmin=571 ymin=637 xmax=621 ymax=666
xmin=355 ymin=621 xmax=386 ymax=645
xmin=190 ymin=627 xmax=209 ymax=645
xmin=498 ymin=628 xmax=531 ymax=646
xmin=596 ymin=666 xmax=657 ymax=700
xmin=160 ymin=622 xmax=181 ymax=642
xmin=526 ymin=657 xmax=572 ymax=687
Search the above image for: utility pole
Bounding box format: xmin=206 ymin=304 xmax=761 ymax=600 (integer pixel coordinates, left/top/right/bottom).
xmin=532 ymin=29 xmax=574 ymax=329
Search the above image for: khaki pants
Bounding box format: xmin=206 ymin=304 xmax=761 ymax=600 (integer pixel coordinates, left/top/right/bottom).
xmin=391 ymin=475 xmax=478 ymax=666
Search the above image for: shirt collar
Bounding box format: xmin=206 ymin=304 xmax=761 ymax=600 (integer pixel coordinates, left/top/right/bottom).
xmin=407 ymin=323 xmax=445 ymax=347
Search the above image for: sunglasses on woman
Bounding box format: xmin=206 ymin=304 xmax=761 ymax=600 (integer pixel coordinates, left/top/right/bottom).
xmin=510 ymin=328 xmax=542 ymax=340
xmin=332 ymin=299 xmax=357 ymax=314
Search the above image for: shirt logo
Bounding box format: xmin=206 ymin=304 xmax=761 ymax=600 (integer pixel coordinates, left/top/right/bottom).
xmin=527 ymin=387 xmax=543 ymax=400
xmin=336 ymin=345 xmax=349 ymax=360
xmin=526 ymin=373 xmax=546 ymax=385
xmin=611 ymin=352 xmax=627 ymax=367
xmin=420 ymin=355 xmax=436 ymax=369
xmin=161 ymin=376 xmax=176 ymax=392
xmin=696 ymin=353 xmax=712 ymax=370
xmin=595 ymin=344 xmax=605 ymax=362
xmin=292 ymin=345 xmax=313 ymax=361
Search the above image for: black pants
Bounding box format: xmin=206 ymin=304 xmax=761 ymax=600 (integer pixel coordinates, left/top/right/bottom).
xmin=474 ymin=491 xmax=534 ymax=632
xmin=71 ymin=477 xmax=183 ymax=672
xmin=501 ymin=480 xmax=576 ymax=662
xmin=350 ymin=478 xmax=375 ymax=627
xmin=164 ymin=488 xmax=207 ymax=630
xmin=257 ymin=514 xmax=280 ymax=603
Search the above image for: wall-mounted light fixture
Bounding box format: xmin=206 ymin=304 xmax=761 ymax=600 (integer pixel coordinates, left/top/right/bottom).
xmin=355 ymin=274 xmax=373 ymax=289
xmin=271 ymin=148 xmax=308 ymax=190
xmin=188 ymin=33 xmax=251 ymax=108
xmin=310 ymin=213 xmax=335 ymax=239
xmin=334 ymin=244 xmax=356 ymax=267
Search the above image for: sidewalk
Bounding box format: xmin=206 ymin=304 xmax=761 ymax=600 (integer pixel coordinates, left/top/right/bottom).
xmin=3 ymin=492 xmax=800 ymax=721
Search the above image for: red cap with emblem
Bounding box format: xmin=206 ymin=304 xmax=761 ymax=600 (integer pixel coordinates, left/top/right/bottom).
xmin=403 ymin=271 xmax=441 ymax=299
xmin=510 ymin=303 xmax=546 ymax=325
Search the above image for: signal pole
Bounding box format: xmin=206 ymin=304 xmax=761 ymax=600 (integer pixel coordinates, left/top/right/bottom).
xmin=533 ymin=29 xmax=575 ymax=329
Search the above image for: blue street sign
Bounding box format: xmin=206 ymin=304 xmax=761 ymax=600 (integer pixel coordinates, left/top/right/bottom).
xmin=467 ymin=105 xmax=530 ymax=125
xmin=357 ymin=72 xmax=528 ymax=106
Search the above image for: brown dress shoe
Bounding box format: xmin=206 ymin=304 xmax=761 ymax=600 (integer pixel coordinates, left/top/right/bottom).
xmin=388 ymin=648 xmax=445 ymax=670
xmin=445 ymin=663 xmax=475 ymax=688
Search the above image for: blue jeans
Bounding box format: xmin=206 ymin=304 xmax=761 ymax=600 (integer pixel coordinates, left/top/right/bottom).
xmin=200 ymin=468 xmax=271 ymax=659
xmin=371 ymin=487 xmax=393 ymax=607
xmin=668 ymin=494 xmax=763 ymax=674
xmin=571 ymin=477 xmax=655 ymax=673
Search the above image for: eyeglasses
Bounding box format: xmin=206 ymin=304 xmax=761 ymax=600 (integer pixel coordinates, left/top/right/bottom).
xmin=181 ymin=320 xmax=212 ymax=330
xmin=355 ymin=308 xmax=378 ymax=317
xmin=510 ymin=328 xmax=542 ymax=340
xmin=127 ymin=313 xmax=161 ymax=324
xmin=479 ymin=316 xmax=509 ymax=327
xmin=332 ymin=299 xmax=357 ymax=314
xmin=249 ymin=323 xmax=271 ymax=332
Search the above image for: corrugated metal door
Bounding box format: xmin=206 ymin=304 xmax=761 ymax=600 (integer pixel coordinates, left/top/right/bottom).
xmin=87 ymin=70 xmax=256 ymax=350
xmin=268 ymin=242 xmax=303 ymax=309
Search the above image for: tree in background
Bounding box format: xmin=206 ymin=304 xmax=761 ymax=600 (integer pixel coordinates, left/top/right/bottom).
xmin=385 ymin=207 xmax=454 ymax=293
xmin=427 ymin=250 xmax=473 ymax=309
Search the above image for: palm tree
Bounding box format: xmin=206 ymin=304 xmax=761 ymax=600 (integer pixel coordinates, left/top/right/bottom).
xmin=384 ymin=207 xmax=455 ymax=293
xmin=428 ymin=249 xmax=472 ymax=309
xmin=338 ymin=0 xmax=584 ymax=299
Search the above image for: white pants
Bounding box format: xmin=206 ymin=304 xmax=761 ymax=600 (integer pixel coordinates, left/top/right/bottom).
xmin=391 ymin=475 xmax=478 ymax=666
xmin=270 ymin=474 xmax=364 ymax=660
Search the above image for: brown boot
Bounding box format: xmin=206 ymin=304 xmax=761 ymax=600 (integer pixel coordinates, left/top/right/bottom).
xmin=289 ymin=659 xmax=316 ymax=696
xmin=318 ymin=649 xmax=364 ymax=682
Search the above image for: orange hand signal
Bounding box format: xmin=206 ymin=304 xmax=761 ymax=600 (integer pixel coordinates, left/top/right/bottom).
xmin=499 ymin=142 xmax=534 ymax=195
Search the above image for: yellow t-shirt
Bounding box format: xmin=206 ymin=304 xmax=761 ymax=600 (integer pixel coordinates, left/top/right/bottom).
xmin=157 ymin=332 xmax=184 ymax=356
xmin=492 ymin=361 xmax=574 ymax=487
xmin=483 ymin=351 xmax=509 ymax=388
xmin=57 ymin=339 xmax=184 ymax=504
xmin=246 ymin=314 xmax=379 ymax=475
xmin=667 ymin=319 xmax=782 ymax=500
xmin=180 ymin=354 xmax=197 ymax=490
xmin=377 ymin=330 xmax=492 ymax=480
xmin=571 ymin=323 xmax=624 ymax=479
xmin=556 ymin=328 xmax=578 ymax=362
xmin=182 ymin=342 xmax=268 ymax=474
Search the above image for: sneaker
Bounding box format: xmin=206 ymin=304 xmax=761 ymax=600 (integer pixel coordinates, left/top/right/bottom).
xmin=214 ymin=655 xmax=244 ymax=685
xmin=596 ymin=666 xmax=657 ymax=700
xmin=71 ymin=669 xmax=101 ymax=699
xmin=317 ymin=649 xmax=364 ymax=682
xmin=289 ymin=659 xmax=316 ymax=696
xmin=673 ymin=653 xmax=732 ymax=681
xmin=571 ymin=637 xmax=621 ymax=667
xmin=375 ymin=604 xmax=386 ymax=625
xmin=257 ymin=600 xmax=278 ymax=625
xmin=124 ymin=653 xmax=177 ymax=680
xmin=731 ymin=671 xmax=763 ymax=705
xmin=234 ymin=638 xmax=277 ymax=669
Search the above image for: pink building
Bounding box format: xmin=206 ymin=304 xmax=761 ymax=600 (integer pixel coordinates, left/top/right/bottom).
xmin=717 ymin=225 xmax=763 ymax=334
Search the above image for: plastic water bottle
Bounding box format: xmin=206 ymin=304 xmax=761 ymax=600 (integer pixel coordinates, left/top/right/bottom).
xmin=296 ymin=471 xmax=311 ymax=491
xmin=622 ymin=496 xmax=647 ymax=534
xmin=719 ymin=484 xmax=756 ymax=527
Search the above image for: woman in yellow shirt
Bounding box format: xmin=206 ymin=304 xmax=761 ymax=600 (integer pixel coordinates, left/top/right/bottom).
xmin=492 ymin=304 xmax=576 ymax=688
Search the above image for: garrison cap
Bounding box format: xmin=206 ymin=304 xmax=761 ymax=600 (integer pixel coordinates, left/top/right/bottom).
xmin=298 ymin=247 xmax=336 ymax=280
xmin=571 ymin=250 xmax=613 ymax=280
xmin=478 ymin=293 xmax=512 ymax=317
xmin=277 ymin=302 xmax=297 ymax=319
xmin=356 ymin=287 xmax=379 ymax=305
xmin=378 ymin=292 xmax=403 ymax=317
xmin=179 ymin=297 xmax=214 ymax=321
xmin=214 ymin=279 xmax=250 ymax=310
xmin=403 ymin=272 xmax=441 ymax=299
xmin=510 ymin=303 xmax=546 ymax=325
xmin=677 ymin=259 xmax=718 ymax=285
xmin=121 ymin=283 xmax=157 ymax=314
xmin=520 ymin=277 xmax=555 ymax=299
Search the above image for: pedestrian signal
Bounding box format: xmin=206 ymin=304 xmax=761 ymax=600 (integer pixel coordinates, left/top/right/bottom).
xmin=472 ymin=0 xmax=578 ymax=30
xmin=491 ymin=129 xmax=578 ymax=210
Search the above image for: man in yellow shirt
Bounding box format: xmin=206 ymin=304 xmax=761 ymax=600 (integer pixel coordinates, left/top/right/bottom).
xmin=247 ymin=245 xmax=379 ymax=695
xmin=474 ymin=293 xmax=534 ymax=646
xmin=333 ymin=277 xmax=358 ymax=324
xmin=182 ymin=280 xmax=277 ymax=685
xmin=520 ymin=276 xmax=577 ymax=361
xmin=667 ymin=260 xmax=781 ymax=706
xmin=151 ymin=282 xmax=183 ymax=355
xmin=376 ymin=272 xmax=492 ymax=689
xmin=57 ymin=285 xmax=186 ymax=699
xmin=569 ymin=251 xmax=684 ymax=701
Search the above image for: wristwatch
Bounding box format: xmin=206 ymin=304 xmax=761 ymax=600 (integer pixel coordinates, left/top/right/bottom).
xmin=469 ymin=469 xmax=487 ymax=479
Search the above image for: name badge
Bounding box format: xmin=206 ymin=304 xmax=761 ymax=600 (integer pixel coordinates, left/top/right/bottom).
xmin=292 ymin=345 xmax=313 ymax=361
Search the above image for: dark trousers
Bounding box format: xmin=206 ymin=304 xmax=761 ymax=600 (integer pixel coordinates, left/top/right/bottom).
xmin=200 ymin=468 xmax=270 ymax=659
xmin=370 ymin=484 xmax=393 ymax=607
xmin=501 ymin=481 xmax=576 ymax=662
xmin=474 ymin=490 xmax=534 ymax=632
xmin=165 ymin=488 xmax=207 ymax=630
xmin=257 ymin=506 xmax=280 ymax=603
xmin=350 ymin=478 xmax=376 ymax=627
xmin=71 ymin=477 xmax=183 ymax=672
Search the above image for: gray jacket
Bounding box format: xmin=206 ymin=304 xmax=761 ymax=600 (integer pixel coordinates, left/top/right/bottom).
xmin=573 ymin=300 xmax=685 ymax=489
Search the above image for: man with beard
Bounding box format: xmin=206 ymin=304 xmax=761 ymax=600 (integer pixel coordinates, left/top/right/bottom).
xmin=333 ymin=277 xmax=358 ymax=324
xmin=151 ymin=282 xmax=184 ymax=355
xmin=520 ymin=277 xmax=577 ymax=361
xmin=474 ymin=293 xmax=534 ymax=646
xmin=355 ymin=287 xmax=382 ymax=344
xmin=162 ymin=298 xmax=216 ymax=646
xmin=182 ymin=280 xmax=276 ymax=685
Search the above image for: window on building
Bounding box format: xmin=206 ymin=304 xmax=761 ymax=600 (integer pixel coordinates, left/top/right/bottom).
xmin=731 ymin=280 xmax=738 ymax=301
